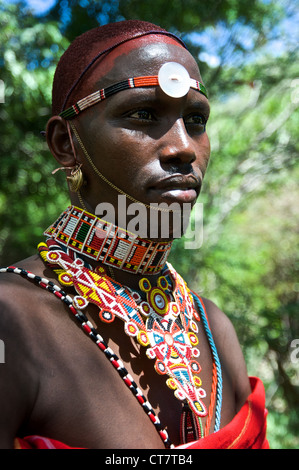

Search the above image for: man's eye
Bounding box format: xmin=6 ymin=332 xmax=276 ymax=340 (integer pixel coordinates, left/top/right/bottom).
xmin=129 ymin=109 xmax=154 ymax=120
xmin=184 ymin=114 xmax=207 ymax=126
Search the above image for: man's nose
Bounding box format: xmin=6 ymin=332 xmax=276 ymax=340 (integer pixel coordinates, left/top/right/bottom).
xmin=158 ymin=118 xmax=196 ymax=165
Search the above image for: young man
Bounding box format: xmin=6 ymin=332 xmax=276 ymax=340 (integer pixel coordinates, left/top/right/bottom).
xmin=0 ymin=20 xmax=268 ymax=449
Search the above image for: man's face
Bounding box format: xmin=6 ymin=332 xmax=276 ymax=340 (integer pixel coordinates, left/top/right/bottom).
xmin=74 ymin=41 xmax=210 ymax=234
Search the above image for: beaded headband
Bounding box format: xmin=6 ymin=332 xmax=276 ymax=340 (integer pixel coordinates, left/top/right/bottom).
xmin=59 ymin=62 xmax=208 ymax=120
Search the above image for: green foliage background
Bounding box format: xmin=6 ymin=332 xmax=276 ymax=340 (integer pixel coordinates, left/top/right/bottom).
xmin=0 ymin=0 xmax=298 ymax=448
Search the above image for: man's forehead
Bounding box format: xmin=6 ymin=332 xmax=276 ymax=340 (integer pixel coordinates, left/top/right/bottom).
xmin=88 ymin=39 xmax=201 ymax=92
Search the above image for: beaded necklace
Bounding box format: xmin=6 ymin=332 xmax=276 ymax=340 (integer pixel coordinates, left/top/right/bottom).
xmin=44 ymin=206 xmax=173 ymax=275
xmin=41 ymin=238 xmax=209 ymax=417
xmin=0 ymin=208 xmax=222 ymax=447
xmin=39 ymin=231 xmax=223 ymax=442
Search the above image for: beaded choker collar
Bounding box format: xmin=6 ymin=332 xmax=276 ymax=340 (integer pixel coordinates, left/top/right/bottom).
xmin=44 ymin=206 xmax=172 ymax=275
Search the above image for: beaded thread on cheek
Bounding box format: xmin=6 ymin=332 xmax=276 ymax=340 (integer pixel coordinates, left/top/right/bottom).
xmin=68 ymin=121 xmax=181 ymax=213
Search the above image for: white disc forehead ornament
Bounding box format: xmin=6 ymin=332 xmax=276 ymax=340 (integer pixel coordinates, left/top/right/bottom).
xmin=158 ymin=62 xmax=191 ymax=98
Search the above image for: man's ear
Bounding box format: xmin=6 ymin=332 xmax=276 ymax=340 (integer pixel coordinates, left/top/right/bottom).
xmin=46 ymin=116 xmax=76 ymax=168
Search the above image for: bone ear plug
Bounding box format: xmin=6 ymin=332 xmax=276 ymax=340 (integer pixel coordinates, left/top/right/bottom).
xmin=158 ymin=62 xmax=191 ymax=98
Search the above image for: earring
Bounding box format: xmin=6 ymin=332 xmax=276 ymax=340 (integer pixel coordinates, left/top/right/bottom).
xmin=66 ymin=163 xmax=84 ymax=192
xmin=51 ymin=120 xmax=84 ymax=192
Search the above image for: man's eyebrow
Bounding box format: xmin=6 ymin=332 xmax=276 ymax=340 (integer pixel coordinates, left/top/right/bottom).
xmin=107 ymin=89 xmax=211 ymax=121
xmin=109 ymin=87 xmax=161 ymax=104
xmin=186 ymin=96 xmax=210 ymax=113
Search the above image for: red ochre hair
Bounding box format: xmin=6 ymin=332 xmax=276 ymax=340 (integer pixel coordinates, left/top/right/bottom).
xmin=52 ymin=20 xmax=187 ymax=116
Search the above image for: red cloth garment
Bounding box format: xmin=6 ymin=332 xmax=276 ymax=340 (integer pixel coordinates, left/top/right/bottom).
xmin=177 ymin=377 xmax=269 ymax=449
xmin=14 ymin=377 xmax=269 ymax=450
xmin=14 ymin=435 xmax=82 ymax=449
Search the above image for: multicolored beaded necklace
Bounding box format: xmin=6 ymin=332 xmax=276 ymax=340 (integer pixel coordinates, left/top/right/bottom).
xmin=0 ymin=207 xmax=222 ymax=448
xmin=44 ymin=205 xmax=173 ymax=275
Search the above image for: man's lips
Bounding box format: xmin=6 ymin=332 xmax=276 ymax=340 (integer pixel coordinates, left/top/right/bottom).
xmin=149 ymin=174 xmax=201 ymax=203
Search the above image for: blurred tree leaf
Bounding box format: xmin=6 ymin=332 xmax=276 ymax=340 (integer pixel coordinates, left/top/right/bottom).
xmin=0 ymin=0 xmax=70 ymax=264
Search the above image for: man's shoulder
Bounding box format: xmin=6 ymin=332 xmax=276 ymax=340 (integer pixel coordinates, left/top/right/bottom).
xmin=200 ymin=296 xmax=236 ymax=333
xmin=0 ymin=253 xmax=45 ymax=276
xmin=0 ymin=252 xmax=76 ymax=375
xmin=0 ymin=254 xmax=59 ymax=330
xmin=198 ymin=295 xmax=243 ymax=356
xmin=0 ymin=254 xmax=53 ymax=444
xmin=0 ymin=254 xmax=45 ymax=303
